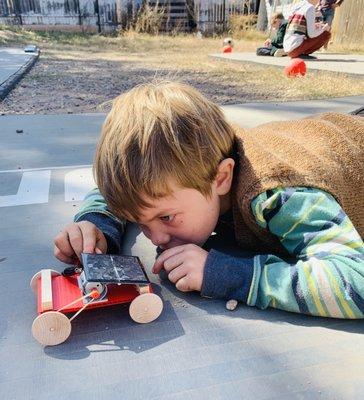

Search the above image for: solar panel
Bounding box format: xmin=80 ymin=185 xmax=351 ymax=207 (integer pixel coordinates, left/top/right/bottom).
xmin=81 ymin=253 xmax=149 ymax=284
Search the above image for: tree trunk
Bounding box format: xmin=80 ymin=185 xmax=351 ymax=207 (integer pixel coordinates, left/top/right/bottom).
xmin=256 ymin=0 xmax=267 ymax=31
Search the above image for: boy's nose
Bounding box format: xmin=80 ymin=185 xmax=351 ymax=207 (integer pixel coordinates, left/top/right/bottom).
xmin=149 ymin=230 xmax=170 ymax=247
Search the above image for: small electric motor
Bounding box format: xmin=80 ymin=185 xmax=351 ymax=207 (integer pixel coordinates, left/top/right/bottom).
xmin=78 ymin=270 xmax=107 ymax=302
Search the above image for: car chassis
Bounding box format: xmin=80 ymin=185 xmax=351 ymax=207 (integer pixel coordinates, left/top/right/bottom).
xmin=30 ymin=254 xmax=163 ymax=346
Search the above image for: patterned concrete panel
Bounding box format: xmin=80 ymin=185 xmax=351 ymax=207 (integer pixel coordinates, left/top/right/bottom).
xmin=0 ymin=100 xmax=363 ymax=399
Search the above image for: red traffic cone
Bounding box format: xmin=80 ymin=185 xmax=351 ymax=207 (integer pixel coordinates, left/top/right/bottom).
xmin=222 ymin=45 xmax=233 ymax=53
xmin=284 ymin=58 xmax=307 ymax=77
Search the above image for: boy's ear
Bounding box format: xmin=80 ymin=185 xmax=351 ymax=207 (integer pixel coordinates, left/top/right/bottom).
xmin=215 ymin=158 xmax=235 ymax=195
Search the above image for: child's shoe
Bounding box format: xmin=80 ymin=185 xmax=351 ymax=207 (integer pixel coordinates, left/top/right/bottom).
xmin=274 ymin=49 xmax=287 ymax=57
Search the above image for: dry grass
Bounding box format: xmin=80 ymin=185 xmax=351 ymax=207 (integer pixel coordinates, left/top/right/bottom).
xmin=1 ymin=26 xmax=363 ymax=113
xmin=43 ymin=31 xmax=364 ymax=102
xmin=133 ymin=4 xmax=165 ymax=34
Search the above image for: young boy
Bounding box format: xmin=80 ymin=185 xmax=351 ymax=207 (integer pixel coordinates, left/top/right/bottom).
xmin=284 ymin=0 xmax=331 ymax=58
xmin=256 ymin=12 xmax=287 ymax=57
xmin=54 ymin=81 xmax=364 ymax=319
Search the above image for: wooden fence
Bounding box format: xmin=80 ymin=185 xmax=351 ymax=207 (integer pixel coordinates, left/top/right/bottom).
xmin=331 ymin=0 xmax=364 ymax=46
xmin=0 ymin=0 xmax=138 ymax=32
xmin=0 ymin=0 xmax=259 ymax=33
xmin=194 ymin=0 xmax=258 ymax=32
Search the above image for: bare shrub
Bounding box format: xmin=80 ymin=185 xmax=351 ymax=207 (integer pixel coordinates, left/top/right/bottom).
xmin=229 ymin=14 xmax=260 ymax=39
xmin=134 ymin=3 xmax=165 ymax=35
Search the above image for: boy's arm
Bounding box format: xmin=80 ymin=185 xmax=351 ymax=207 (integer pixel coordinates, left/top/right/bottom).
xmin=306 ymin=6 xmax=325 ymax=37
xmin=74 ymin=188 xmax=127 ymax=254
xmin=201 ymin=187 xmax=364 ymax=318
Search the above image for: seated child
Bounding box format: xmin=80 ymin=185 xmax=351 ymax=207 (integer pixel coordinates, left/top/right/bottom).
xmin=284 ymin=0 xmax=331 ymax=58
xmin=54 ymin=81 xmax=364 ymax=319
xmin=256 ymin=12 xmax=287 ymax=57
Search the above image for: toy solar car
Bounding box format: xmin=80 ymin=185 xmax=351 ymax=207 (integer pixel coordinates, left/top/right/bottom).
xmin=30 ymin=253 xmax=163 ymax=346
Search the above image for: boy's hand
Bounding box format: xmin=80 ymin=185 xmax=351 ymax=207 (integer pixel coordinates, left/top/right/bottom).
xmin=152 ymin=244 xmax=208 ymax=292
xmin=323 ymin=23 xmax=331 ymax=31
xmin=54 ymin=221 xmax=107 ymax=264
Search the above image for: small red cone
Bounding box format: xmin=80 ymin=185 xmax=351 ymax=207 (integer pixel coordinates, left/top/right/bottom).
xmin=284 ymin=58 xmax=307 ymax=77
xmin=222 ymin=45 xmax=233 ymax=53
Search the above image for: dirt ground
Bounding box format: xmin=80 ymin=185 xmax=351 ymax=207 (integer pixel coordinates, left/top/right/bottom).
xmin=1 ymin=31 xmax=364 ymax=115
xmin=0 ymin=56 xmax=275 ymax=115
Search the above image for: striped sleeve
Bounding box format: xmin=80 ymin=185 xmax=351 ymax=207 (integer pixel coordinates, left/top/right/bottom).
xmin=249 ymin=187 xmax=364 ymax=318
xmin=74 ymin=187 xmax=125 ymax=226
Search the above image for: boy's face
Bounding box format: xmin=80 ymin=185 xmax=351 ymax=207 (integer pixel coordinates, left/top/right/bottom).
xmin=136 ymin=182 xmax=222 ymax=250
xmin=271 ymin=18 xmax=282 ymax=29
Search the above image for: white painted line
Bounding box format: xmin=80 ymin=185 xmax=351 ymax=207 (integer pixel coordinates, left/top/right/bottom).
xmin=64 ymin=168 xmax=95 ymax=202
xmin=0 ymin=164 xmax=92 ymax=174
xmin=0 ymin=170 xmax=51 ymax=207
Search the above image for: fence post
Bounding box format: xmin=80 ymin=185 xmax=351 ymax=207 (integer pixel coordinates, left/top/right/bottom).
xmin=331 ymin=0 xmax=363 ymax=46
xmin=257 ymin=0 xmax=267 ymax=31
xmin=76 ymin=0 xmax=82 ymax=26
xmin=13 ymin=0 xmax=23 ymax=25
xmin=222 ymin=0 xmax=226 ymax=32
xmin=95 ymin=0 xmax=102 ymax=33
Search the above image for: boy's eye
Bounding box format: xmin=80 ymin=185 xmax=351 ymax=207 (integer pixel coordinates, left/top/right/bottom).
xmin=160 ymin=215 xmax=175 ymax=222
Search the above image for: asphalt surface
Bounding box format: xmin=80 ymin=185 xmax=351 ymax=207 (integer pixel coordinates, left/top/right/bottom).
xmin=211 ymin=52 xmax=364 ymax=75
xmin=1 ymin=99 xmax=364 ymax=399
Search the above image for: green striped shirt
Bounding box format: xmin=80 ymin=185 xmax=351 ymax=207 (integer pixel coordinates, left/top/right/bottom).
xmin=250 ymin=187 xmax=364 ymax=318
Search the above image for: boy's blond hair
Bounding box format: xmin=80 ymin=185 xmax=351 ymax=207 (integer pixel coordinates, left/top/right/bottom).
xmin=94 ymin=81 xmax=235 ymax=221
xmin=270 ymin=12 xmax=284 ymax=25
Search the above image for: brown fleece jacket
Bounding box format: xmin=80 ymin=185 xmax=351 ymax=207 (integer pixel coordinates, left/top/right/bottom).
xmin=231 ymin=112 xmax=363 ymax=255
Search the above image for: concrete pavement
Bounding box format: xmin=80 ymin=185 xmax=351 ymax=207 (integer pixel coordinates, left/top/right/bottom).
xmin=223 ymin=95 xmax=364 ymax=127
xmin=1 ymin=99 xmax=363 ymax=399
xmin=0 ymin=47 xmax=39 ymax=100
xmin=211 ymin=52 xmax=364 ymax=75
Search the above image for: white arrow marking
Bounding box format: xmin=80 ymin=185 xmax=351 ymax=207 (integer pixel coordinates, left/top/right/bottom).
xmin=64 ymin=168 xmax=95 ymax=202
xmin=0 ymin=170 xmax=51 ymax=207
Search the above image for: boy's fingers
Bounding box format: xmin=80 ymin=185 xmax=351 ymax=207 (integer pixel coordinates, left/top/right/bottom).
xmin=67 ymin=224 xmax=84 ymax=259
xmin=168 ymin=264 xmax=188 ymax=284
xmin=163 ymin=252 xmax=185 ymax=273
xmin=95 ymin=230 xmax=108 ymax=253
xmin=54 ymin=230 xmax=76 ymax=258
xmin=54 ymin=245 xmax=77 ymax=264
xmin=175 ymin=276 xmax=192 ymax=292
xmin=78 ymin=222 xmax=97 ymax=253
xmin=152 ymin=245 xmax=185 ymax=273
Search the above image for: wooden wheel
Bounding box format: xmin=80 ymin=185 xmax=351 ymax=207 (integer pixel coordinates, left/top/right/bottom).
xmin=129 ymin=293 xmax=163 ymax=324
xmin=32 ymin=311 xmax=71 ymax=346
xmin=30 ymin=269 xmax=61 ymax=293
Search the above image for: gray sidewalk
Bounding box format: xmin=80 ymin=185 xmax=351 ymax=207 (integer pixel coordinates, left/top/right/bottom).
xmin=223 ymin=95 xmax=364 ymax=127
xmin=0 ymin=47 xmax=39 ymax=100
xmin=211 ymin=52 xmax=364 ymax=75
xmin=1 ymin=99 xmax=363 ymax=399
